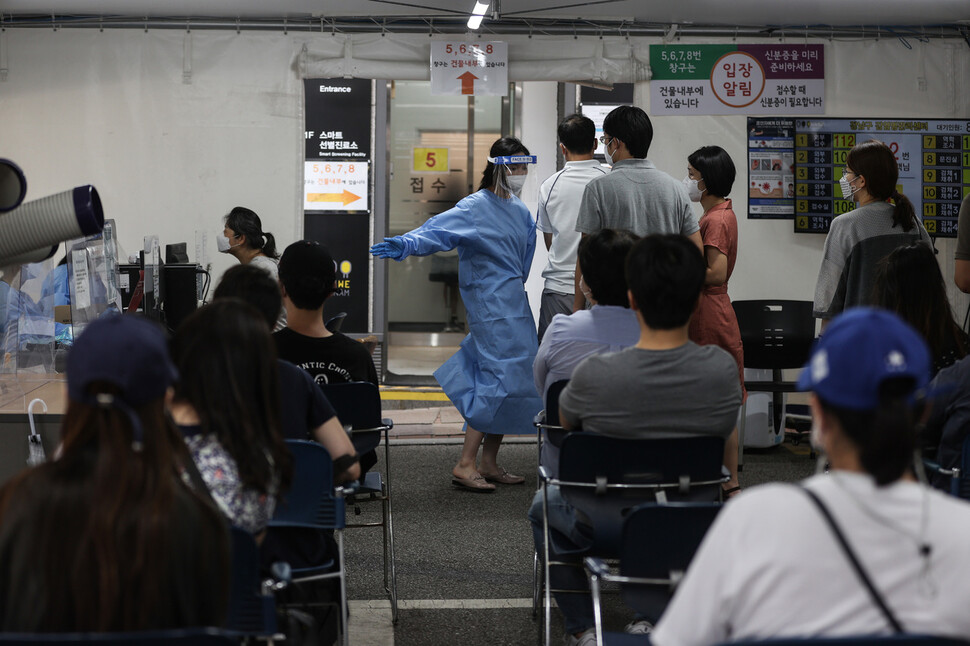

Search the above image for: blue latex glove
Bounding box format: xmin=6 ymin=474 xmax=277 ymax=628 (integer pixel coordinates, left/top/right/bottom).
xmin=370 ymin=237 xmax=406 ymax=261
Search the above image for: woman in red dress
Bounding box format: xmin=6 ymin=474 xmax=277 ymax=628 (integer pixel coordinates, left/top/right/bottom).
xmin=684 ymin=145 xmax=744 ymax=496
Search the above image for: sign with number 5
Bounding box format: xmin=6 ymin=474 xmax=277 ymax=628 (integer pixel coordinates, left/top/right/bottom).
xmin=412 ymin=147 xmax=450 ymax=173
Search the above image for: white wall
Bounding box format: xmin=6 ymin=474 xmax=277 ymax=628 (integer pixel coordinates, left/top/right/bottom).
xmin=2 ymin=30 xmax=968 ymax=327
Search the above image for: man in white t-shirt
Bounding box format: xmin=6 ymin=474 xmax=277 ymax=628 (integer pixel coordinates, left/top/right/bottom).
xmin=651 ymin=308 xmax=970 ymax=646
xmin=536 ymin=114 xmax=607 ymax=340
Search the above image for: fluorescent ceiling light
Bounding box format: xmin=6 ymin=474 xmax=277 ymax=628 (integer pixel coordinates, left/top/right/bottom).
xmin=467 ymin=1 xmax=489 ymax=29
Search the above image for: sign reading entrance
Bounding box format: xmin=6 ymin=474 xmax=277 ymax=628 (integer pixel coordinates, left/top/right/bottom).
xmin=430 ymin=41 xmax=508 ymax=96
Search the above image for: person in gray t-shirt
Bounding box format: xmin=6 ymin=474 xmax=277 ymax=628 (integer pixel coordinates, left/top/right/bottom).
xmin=529 ymin=234 xmax=742 ymax=644
xmin=571 ymin=106 xmax=702 ymax=312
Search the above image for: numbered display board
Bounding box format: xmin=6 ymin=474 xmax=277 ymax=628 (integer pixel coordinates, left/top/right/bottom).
xmin=793 ymin=119 xmax=970 ymax=235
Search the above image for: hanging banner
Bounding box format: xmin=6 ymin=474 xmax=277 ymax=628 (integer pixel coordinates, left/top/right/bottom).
xmin=649 ymin=44 xmax=824 ymax=115
xmin=430 ymin=41 xmax=508 ymax=96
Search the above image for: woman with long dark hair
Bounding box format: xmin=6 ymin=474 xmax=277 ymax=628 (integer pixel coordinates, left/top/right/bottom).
xmin=371 ymin=136 xmax=542 ymax=491
xmin=813 ymin=139 xmax=930 ymax=324
xmin=0 ymin=315 xmax=229 ymax=632
xmin=872 ymin=242 xmax=968 ymax=375
xmin=170 ymin=299 xmax=292 ymax=534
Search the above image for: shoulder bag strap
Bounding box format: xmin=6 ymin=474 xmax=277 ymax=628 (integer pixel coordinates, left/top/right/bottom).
xmin=799 ymin=486 xmax=905 ymax=634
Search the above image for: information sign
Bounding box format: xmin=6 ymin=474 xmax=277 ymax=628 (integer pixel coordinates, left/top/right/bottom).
xmin=303 ymin=161 xmax=368 ymax=212
xmin=430 ymin=41 xmax=508 ymax=96
xmin=412 ymin=147 xmax=450 ymax=173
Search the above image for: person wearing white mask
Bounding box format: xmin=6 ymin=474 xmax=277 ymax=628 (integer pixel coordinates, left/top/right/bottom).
xmin=685 ymin=144 xmax=743 ymax=498
xmin=371 ymin=136 xmax=542 ymax=492
xmin=813 ymin=140 xmax=929 ymax=328
xmin=218 ymin=206 xmax=286 ymax=329
xmin=573 ymin=106 xmax=703 ymax=312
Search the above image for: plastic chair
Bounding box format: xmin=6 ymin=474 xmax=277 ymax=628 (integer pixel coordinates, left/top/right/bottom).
xmin=319 ymin=381 xmax=398 ymax=623
xmin=535 ymin=433 xmax=727 ymax=646
xmin=226 ymin=526 xmax=281 ymax=641
xmin=586 ymin=502 xmax=721 ymax=645
xmin=923 ymin=434 xmax=970 ymax=500
xmin=716 ymin=636 xmax=970 ymax=645
xmin=732 ymin=300 xmax=815 ymax=464
xmin=268 ymin=440 xmax=350 ymax=646
xmin=0 ymin=629 xmax=237 ymax=644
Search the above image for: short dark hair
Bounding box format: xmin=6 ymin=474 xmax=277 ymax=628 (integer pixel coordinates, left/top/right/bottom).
xmin=602 ymin=105 xmax=653 ymax=158
xmin=557 ymin=114 xmax=596 ymax=155
xmin=578 ymin=229 xmax=640 ymax=307
xmin=213 ymin=264 xmax=282 ymax=330
xmin=278 ymin=241 xmax=337 ymax=311
xmin=625 ymin=235 xmax=705 ymax=330
xmin=688 ymin=145 xmax=736 ymax=198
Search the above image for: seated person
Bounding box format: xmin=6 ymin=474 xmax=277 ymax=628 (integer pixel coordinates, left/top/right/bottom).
xmin=169 ymin=300 xmax=293 ymax=536
xmin=0 ymin=315 xmax=229 ymax=631
xmin=533 ymin=228 xmax=640 ymax=477
xmin=213 ymin=264 xmax=359 ymax=483
xmin=651 ymin=308 xmax=970 ymax=645
xmin=529 ymin=234 xmax=741 ymax=646
xmin=921 ymin=353 xmax=970 ymax=488
xmin=274 ymin=240 xmax=378 ymax=473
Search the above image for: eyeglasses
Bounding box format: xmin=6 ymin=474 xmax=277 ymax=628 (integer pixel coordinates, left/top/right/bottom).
xmin=841 ymin=168 xmax=856 ymax=179
xmin=598 ymin=135 xmax=614 ymax=146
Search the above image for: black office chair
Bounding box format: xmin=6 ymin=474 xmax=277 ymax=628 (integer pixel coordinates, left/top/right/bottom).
xmin=319 ymin=381 xmax=398 ymax=624
xmin=586 ymin=502 xmax=721 ymax=645
xmin=732 ymin=300 xmax=815 ymax=463
xmin=535 ymin=434 xmax=727 ymax=646
xmin=923 ymin=434 xmax=970 ymax=500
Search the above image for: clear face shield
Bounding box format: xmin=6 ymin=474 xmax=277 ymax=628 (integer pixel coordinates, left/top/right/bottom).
xmin=488 ymin=154 xmax=538 ymax=199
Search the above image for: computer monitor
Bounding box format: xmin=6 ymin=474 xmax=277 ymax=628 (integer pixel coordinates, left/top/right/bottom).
xmin=165 ymin=242 xmax=189 ymax=264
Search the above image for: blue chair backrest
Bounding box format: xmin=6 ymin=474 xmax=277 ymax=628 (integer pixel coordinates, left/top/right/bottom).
xmin=272 ymin=440 xmax=344 ymax=530
xmin=618 ymin=502 xmax=721 ymax=621
xmin=226 ymin=527 xmax=276 ymax=636
xmin=957 ymin=434 xmax=970 ymax=500
xmin=320 ymin=381 xmax=384 ymax=431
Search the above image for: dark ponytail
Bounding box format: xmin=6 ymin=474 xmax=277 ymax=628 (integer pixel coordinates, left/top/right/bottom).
xmin=820 ymin=378 xmax=923 ymax=486
xmin=224 ymin=206 xmax=280 ymax=259
xmin=846 ymin=140 xmax=916 ymax=232
xmin=479 ymin=137 xmax=529 ymax=192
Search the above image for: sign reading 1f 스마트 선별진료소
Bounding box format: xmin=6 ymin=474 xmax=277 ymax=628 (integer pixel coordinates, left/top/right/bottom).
xmin=430 ymin=41 xmax=508 ymax=96
xmin=649 ymin=44 xmax=824 ymax=115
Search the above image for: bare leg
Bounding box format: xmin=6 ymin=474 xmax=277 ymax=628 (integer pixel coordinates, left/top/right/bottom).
xmin=453 ymin=426 xmax=486 ymax=480
xmin=722 ymin=427 xmax=740 ymax=496
xmin=478 ymin=433 xmax=504 ymax=475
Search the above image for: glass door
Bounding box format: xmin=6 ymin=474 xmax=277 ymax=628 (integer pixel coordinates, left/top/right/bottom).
xmin=384 ymin=81 xmax=505 ymax=383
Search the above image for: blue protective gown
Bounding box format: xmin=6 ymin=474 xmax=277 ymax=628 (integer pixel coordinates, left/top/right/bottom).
xmin=393 ymin=189 xmax=542 ymax=435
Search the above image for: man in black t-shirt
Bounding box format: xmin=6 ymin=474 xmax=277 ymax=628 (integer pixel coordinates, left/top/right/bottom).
xmin=274 ymin=241 xmax=378 ymax=386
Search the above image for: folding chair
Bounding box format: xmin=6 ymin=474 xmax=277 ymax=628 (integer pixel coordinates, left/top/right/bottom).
xmin=586 ymin=502 xmax=721 ymax=645
xmin=923 ymin=434 xmax=970 ymax=500
xmin=268 ymin=440 xmax=351 ymax=646
xmin=226 ymin=526 xmax=282 ymax=642
xmin=717 ymin=636 xmax=970 ymax=645
xmin=536 ymin=433 xmax=727 ymax=646
xmin=0 ymin=629 xmax=237 ymax=645
xmin=732 ymin=300 xmax=815 ymax=462
xmin=319 ymin=381 xmax=398 ymax=623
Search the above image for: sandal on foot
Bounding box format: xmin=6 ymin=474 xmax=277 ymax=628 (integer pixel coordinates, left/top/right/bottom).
xmin=480 ymin=468 xmax=525 ymax=485
xmin=722 ymin=485 xmax=742 ymax=499
xmin=452 ymin=473 xmax=496 ymax=492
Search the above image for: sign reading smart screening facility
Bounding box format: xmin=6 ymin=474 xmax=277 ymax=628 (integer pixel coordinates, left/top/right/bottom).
xmin=649 ymin=44 xmax=824 ymax=115
xmin=430 ymin=41 xmax=508 ymax=96
xmin=793 ymin=118 xmax=970 ymax=236
xmin=303 ymin=78 xmax=373 ymax=332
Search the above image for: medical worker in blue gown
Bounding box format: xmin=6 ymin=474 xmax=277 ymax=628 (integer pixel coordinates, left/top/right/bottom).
xmin=371 ymin=137 xmax=542 ymax=492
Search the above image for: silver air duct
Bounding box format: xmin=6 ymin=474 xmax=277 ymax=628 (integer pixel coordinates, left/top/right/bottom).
xmin=0 ymin=245 xmax=59 ymax=267
xmin=0 ymin=186 xmax=104 ymax=266
xmin=0 ymin=160 xmax=27 ymax=213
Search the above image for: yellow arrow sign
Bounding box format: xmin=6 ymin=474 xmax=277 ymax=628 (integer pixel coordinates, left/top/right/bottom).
xmin=306 ymin=190 xmax=362 ymax=206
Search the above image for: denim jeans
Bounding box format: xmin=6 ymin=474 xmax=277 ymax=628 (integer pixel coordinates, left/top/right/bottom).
xmin=528 ymin=485 xmax=594 ymax=635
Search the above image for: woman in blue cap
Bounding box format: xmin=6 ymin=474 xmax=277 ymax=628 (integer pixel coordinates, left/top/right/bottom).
xmin=650 ymin=308 xmax=970 ymax=645
xmin=371 ymin=136 xmax=542 ymax=492
xmin=0 ymin=315 xmax=229 ymax=631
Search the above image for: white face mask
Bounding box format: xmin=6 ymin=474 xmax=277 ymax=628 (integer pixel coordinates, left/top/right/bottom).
xmin=809 ymin=416 xmax=824 ymax=452
xmin=507 ymin=174 xmax=527 ymax=195
xmin=603 ymin=138 xmax=615 ymax=166
xmin=839 ymin=174 xmax=859 ymax=201
xmin=216 ymin=233 xmax=236 ymax=253
xmin=683 ymin=176 xmax=704 ymax=202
